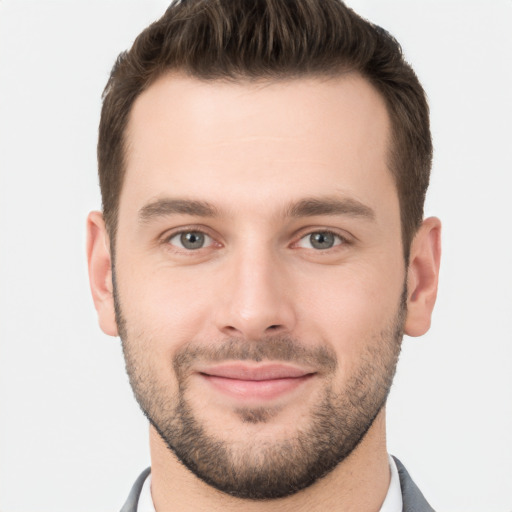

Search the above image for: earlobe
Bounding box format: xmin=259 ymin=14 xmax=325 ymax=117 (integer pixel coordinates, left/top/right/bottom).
xmin=86 ymin=211 xmax=119 ymax=337
xmin=404 ymin=217 xmax=442 ymax=337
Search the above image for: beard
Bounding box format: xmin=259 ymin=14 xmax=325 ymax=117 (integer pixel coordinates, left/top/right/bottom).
xmin=115 ymin=282 xmax=406 ymax=500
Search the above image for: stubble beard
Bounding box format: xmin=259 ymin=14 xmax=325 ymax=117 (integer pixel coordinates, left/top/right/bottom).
xmin=114 ymin=281 xmax=406 ymax=500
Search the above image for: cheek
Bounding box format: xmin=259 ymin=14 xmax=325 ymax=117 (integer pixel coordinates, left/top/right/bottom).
xmin=295 ymin=260 xmax=405 ymax=361
xmin=116 ymin=260 xmax=219 ymax=347
xmin=116 ymin=267 xmax=216 ymax=394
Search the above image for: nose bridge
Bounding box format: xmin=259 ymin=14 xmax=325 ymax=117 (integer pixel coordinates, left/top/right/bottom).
xmin=216 ymin=240 xmax=295 ymax=338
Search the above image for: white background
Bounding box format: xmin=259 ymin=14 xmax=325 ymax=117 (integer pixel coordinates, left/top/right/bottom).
xmin=0 ymin=1 xmax=511 ymax=511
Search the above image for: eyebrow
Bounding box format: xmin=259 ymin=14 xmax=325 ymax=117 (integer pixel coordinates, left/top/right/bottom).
xmin=138 ymin=196 xmax=375 ymax=223
xmin=138 ymin=198 xmax=219 ymax=223
xmin=286 ymin=197 xmax=375 ymax=220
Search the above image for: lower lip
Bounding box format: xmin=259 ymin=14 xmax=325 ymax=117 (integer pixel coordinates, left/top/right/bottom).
xmin=201 ymin=374 xmax=314 ymax=401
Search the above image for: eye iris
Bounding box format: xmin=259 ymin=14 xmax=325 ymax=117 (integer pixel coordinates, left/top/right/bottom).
xmin=310 ymin=232 xmax=335 ymax=249
xmin=180 ymin=232 xmax=205 ymax=249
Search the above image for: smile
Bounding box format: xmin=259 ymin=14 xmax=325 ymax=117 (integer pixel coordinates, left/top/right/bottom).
xmin=197 ymin=363 xmax=316 ymax=401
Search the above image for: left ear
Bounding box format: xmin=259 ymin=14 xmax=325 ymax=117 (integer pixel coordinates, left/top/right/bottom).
xmin=404 ymin=217 xmax=442 ymax=337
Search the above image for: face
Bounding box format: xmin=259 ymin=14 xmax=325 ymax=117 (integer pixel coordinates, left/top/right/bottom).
xmin=110 ymin=74 xmax=408 ymax=498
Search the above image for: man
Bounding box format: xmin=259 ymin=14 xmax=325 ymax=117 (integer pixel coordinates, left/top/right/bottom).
xmin=87 ymin=0 xmax=441 ymax=510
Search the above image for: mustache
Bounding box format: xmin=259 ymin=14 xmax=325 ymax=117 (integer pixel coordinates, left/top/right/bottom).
xmin=173 ymin=336 xmax=338 ymax=376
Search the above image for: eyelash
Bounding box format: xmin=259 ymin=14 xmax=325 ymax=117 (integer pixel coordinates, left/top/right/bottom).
xmin=294 ymin=229 xmax=349 ymax=250
xmin=162 ymin=226 xmax=218 ymax=252
xmin=161 ymin=227 xmax=351 ymax=252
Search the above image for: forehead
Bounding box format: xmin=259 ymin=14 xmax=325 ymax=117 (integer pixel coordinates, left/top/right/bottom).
xmin=121 ymin=73 xmax=395 ymax=220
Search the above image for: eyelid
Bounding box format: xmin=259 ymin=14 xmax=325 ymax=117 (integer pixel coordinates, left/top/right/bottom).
xmin=292 ymin=228 xmax=352 ymax=249
xmin=161 ymin=225 xmax=221 ymax=250
xmin=159 ymin=225 xmax=353 ymax=251
xmin=168 ymin=232 xmax=213 ymax=249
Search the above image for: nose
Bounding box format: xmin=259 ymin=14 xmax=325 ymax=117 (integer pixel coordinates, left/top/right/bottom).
xmin=214 ymin=249 xmax=297 ymax=340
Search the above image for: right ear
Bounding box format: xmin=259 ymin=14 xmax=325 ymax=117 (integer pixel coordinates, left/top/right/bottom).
xmin=86 ymin=211 xmax=118 ymax=336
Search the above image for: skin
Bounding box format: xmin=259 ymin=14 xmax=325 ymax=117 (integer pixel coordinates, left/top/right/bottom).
xmin=87 ymin=73 xmax=441 ymax=511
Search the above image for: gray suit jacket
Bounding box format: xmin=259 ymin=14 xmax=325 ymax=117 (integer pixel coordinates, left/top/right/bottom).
xmin=120 ymin=456 xmax=435 ymax=512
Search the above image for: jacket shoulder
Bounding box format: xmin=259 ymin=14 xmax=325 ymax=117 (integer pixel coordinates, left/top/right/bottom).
xmin=120 ymin=467 xmax=151 ymax=512
xmin=392 ymin=456 xmax=435 ymax=512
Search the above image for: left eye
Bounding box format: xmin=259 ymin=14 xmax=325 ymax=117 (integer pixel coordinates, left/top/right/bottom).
xmin=168 ymin=231 xmax=213 ymax=250
xmin=296 ymin=231 xmax=343 ymax=250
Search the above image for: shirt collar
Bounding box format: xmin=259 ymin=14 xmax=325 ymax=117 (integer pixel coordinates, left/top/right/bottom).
xmin=137 ymin=473 xmax=156 ymax=512
xmin=379 ymin=455 xmax=403 ymax=512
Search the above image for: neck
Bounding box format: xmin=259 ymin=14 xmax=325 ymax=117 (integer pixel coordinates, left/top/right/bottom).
xmin=149 ymin=408 xmax=390 ymax=512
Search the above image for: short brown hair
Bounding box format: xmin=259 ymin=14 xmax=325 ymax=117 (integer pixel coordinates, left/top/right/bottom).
xmin=98 ymin=0 xmax=432 ymax=260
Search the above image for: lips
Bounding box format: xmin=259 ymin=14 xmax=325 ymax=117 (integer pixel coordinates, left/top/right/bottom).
xmin=197 ymin=363 xmax=315 ymax=400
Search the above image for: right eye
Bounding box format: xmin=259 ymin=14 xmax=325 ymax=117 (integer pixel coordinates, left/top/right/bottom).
xmin=167 ymin=231 xmax=213 ymax=250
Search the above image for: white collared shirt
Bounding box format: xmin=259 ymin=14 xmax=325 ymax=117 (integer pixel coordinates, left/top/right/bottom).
xmin=137 ymin=455 xmax=402 ymax=512
xmin=137 ymin=472 xmax=156 ymax=512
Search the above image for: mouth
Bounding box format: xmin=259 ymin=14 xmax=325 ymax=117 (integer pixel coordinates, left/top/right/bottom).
xmin=197 ymin=363 xmax=316 ymax=401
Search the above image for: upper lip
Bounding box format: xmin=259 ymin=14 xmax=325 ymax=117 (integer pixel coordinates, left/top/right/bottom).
xmin=197 ymin=363 xmax=315 ymax=381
